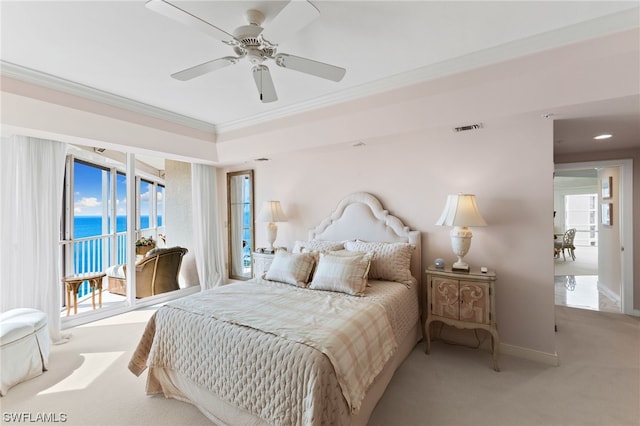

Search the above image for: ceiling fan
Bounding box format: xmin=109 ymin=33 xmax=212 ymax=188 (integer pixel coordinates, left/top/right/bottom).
xmin=146 ymin=0 xmax=346 ymax=103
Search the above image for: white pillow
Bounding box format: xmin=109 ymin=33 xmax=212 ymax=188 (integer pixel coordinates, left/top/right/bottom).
xmin=344 ymin=241 xmax=414 ymax=285
xmin=292 ymin=240 xmax=345 ymax=254
xmin=265 ymin=251 xmax=315 ymax=287
xmin=309 ymin=252 xmax=372 ymax=296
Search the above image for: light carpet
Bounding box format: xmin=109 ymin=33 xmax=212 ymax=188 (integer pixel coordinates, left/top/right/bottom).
xmin=2 ymin=306 xmax=638 ymax=426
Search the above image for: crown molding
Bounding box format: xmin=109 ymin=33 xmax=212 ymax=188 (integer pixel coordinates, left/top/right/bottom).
xmin=0 ymin=60 xmax=217 ymax=134
xmin=1 ymin=7 xmax=637 ymax=136
xmin=215 ymin=7 xmax=639 ymax=133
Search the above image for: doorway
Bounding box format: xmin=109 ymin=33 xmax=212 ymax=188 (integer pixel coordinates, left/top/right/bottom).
xmin=553 ymin=169 xmax=615 ymax=312
xmin=554 ymin=159 xmax=635 ymax=315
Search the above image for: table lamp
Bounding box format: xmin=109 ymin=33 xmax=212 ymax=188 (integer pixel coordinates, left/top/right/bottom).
xmin=436 ymin=193 xmax=487 ymax=271
xmin=258 ymin=200 xmax=287 ymax=253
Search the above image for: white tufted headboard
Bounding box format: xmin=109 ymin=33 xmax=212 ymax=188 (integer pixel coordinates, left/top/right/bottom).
xmin=309 ymin=192 xmax=422 ymax=285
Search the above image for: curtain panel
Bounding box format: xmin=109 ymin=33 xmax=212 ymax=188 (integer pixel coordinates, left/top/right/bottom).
xmin=0 ymin=135 xmax=68 ymax=343
xmin=191 ymin=163 xmax=225 ymax=289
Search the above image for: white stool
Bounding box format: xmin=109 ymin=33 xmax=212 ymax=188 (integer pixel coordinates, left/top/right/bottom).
xmin=0 ymin=308 xmax=50 ymax=396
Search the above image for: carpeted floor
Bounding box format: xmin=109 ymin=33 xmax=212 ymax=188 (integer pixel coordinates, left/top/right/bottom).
xmin=2 ymin=305 xmax=639 ymax=426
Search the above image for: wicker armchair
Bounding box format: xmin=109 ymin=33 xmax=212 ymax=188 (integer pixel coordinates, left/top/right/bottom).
xmin=107 ymin=246 xmax=188 ymax=298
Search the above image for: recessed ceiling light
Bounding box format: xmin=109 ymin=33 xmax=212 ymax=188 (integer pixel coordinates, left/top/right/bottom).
xmin=594 ymin=134 xmax=612 ymax=140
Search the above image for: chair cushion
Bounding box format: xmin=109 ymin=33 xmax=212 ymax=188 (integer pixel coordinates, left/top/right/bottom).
xmin=106 ymin=264 xmax=126 ymax=279
xmin=146 ymin=246 xmax=186 ymax=257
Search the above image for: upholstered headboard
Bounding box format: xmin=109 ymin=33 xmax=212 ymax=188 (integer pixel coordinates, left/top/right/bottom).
xmin=309 ymin=192 xmax=422 ymax=285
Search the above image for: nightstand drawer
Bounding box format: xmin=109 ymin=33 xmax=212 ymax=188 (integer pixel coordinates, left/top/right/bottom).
xmin=431 ymin=278 xmax=491 ymax=324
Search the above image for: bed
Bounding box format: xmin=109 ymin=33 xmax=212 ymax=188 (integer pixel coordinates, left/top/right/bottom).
xmin=129 ymin=192 xmax=422 ymax=425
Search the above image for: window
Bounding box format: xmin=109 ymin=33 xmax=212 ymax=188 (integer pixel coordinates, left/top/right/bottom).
xmin=564 ymin=194 xmax=598 ymax=246
xmin=62 ymin=154 xmax=166 ymax=315
xmin=137 ymin=178 xmax=165 ymax=241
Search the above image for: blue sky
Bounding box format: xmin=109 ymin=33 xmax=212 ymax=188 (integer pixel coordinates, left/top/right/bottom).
xmin=73 ymin=162 xmax=162 ymax=217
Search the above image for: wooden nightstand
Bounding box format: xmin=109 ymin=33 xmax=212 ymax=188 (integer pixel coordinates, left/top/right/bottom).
xmin=252 ymin=251 xmax=276 ymax=279
xmin=424 ymin=265 xmax=500 ymax=371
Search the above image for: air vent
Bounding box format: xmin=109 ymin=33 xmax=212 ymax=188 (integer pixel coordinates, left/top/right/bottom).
xmin=453 ymin=123 xmax=483 ymax=132
xmin=254 ymin=157 xmax=270 ymax=162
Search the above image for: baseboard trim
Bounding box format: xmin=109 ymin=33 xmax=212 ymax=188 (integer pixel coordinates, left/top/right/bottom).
xmin=500 ymin=342 xmax=559 ymax=366
xmin=597 ymin=282 xmax=621 ymax=306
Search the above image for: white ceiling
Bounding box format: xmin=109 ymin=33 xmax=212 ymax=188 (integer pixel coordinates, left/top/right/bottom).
xmin=1 ymin=1 xmax=639 ymax=157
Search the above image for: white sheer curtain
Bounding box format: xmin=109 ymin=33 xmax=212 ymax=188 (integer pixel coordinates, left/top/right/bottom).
xmin=0 ymin=135 xmax=68 ymax=343
xmin=191 ymin=163 xmax=225 ymax=289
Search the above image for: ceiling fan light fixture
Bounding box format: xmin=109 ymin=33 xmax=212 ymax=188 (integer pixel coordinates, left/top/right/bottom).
xmin=147 ymin=0 xmax=344 ymax=102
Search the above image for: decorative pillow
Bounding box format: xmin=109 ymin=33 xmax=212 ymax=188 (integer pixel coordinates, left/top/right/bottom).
xmin=292 ymin=240 xmax=345 ymax=254
xmin=344 ymin=241 xmax=414 ymax=285
xmin=106 ymin=263 xmax=125 ymax=279
xmin=265 ymin=251 xmax=315 ymax=287
xmin=146 ymin=247 xmax=160 ymax=257
xmin=309 ymin=252 xmax=372 ymax=296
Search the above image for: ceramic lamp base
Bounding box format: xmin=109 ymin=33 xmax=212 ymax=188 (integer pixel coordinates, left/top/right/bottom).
xmin=450 ymin=226 xmax=473 ymax=272
xmin=265 ymin=222 xmax=278 ymax=252
xmin=452 ymin=258 xmax=470 ymax=272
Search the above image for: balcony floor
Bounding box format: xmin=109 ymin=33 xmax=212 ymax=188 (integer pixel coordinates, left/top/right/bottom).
xmin=61 ymin=287 xmax=127 ymax=317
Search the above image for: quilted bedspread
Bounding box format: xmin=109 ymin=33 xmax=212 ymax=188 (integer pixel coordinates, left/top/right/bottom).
xmin=129 ymin=280 xmax=418 ymax=425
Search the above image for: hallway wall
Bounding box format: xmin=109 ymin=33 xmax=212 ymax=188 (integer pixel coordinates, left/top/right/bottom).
xmin=597 ymin=166 xmax=622 ymax=298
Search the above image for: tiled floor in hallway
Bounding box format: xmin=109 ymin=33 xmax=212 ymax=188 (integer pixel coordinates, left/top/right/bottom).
xmin=554 ymin=274 xmax=620 ymax=313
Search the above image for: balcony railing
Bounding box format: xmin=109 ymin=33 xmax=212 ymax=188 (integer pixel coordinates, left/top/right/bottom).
xmin=60 ymin=228 xmax=164 ymax=302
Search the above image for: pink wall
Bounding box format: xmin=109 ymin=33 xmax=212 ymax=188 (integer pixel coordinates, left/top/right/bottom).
xmin=218 ymin=29 xmax=639 ymax=359
xmin=230 ymin=115 xmax=558 ymax=357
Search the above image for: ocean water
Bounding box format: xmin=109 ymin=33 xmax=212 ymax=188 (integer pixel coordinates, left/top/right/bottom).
xmin=74 ymin=216 xmax=161 ymax=238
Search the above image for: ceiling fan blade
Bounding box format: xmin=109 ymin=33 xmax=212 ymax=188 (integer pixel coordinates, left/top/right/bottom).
xmin=171 ymin=57 xmax=239 ymax=81
xmin=260 ymin=0 xmax=319 ymax=44
xmin=275 ymin=53 xmax=346 ymax=82
xmin=252 ymin=65 xmax=278 ymax=103
xmin=145 ymin=0 xmax=236 ymax=44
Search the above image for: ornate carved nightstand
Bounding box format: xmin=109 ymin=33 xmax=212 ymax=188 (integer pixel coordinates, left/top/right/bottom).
xmin=424 ymin=265 xmax=500 ymax=371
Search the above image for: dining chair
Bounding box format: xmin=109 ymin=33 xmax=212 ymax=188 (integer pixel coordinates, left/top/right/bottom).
xmin=554 ymin=228 xmax=576 ymax=261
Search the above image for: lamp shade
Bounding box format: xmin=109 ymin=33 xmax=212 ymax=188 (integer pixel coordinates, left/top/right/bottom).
xmin=436 ymin=194 xmax=487 ymax=227
xmin=258 ymin=201 xmax=287 ymax=223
